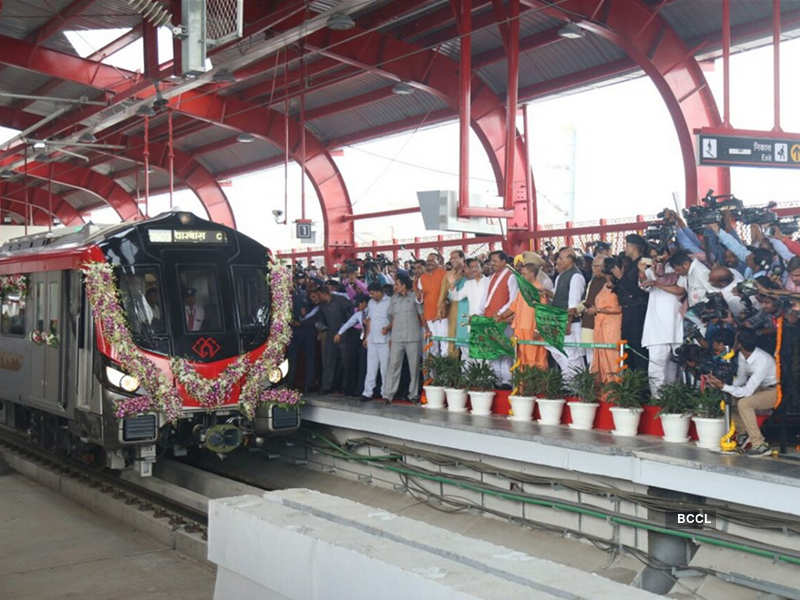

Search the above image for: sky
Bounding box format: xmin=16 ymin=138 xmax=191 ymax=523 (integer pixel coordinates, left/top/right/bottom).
xmin=1 ymin=29 xmax=799 ymax=255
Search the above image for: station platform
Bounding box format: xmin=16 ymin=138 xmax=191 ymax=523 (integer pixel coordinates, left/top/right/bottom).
xmin=0 ymin=459 xmax=215 ymax=600
xmin=301 ymin=396 xmax=800 ymax=518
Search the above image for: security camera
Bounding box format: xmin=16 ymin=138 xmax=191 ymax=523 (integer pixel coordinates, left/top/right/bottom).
xmin=272 ymin=209 xmax=284 ymax=223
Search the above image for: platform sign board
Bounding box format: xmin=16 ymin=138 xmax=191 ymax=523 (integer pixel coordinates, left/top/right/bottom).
xmin=417 ymin=190 xmax=502 ymax=235
xmin=698 ymin=133 xmax=800 ymax=169
xmin=296 ymin=221 xmax=312 ymax=240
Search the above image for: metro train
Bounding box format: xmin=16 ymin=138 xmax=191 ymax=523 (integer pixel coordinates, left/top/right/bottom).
xmin=0 ymin=211 xmax=299 ymax=476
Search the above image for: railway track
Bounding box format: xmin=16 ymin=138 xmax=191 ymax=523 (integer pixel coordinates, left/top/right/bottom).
xmin=0 ymin=425 xmax=209 ymax=540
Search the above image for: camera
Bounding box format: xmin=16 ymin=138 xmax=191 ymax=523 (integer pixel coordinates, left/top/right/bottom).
xmin=272 ymin=209 xmax=284 ymax=223
xmin=697 ymin=292 xmax=729 ymax=323
xmin=673 ymin=342 xmax=737 ymax=385
xmin=730 ymin=206 xmax=777 ymax=225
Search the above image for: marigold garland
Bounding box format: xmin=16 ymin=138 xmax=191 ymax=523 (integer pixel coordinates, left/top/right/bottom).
xmin=82 ymin=258 xmax=300 ymax=423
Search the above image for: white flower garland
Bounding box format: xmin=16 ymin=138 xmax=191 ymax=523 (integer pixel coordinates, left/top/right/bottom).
xmin=82 ymin=258 xmax=299 ymax=422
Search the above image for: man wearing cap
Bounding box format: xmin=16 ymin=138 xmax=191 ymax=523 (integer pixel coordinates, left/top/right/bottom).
xmin=183 ymin=288 xmax=205 ymax=332
xmin=617 ymin=234 xmax=650 ymax=371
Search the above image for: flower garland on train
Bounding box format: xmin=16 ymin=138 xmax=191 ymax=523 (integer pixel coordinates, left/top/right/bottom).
xmin=0 ymin=273 xmax=29 ymax=299
xmin=82 ymin=258 xmax=300 ymax=423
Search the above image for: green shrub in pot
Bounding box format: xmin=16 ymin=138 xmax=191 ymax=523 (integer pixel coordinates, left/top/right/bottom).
xmin=692 ymin=387 xmax=725 ymax=418
xmin=656 ymin=382 xmax=694 ymax=416
xmin=603 ymin=369 xmax=649 ymax=408
xmin=567 ymin=367 xmax=600 ymax=403
xmin=462 ymin=360 xmax=499 ymax=392
xmin=511 ymin=365 xmax=543 ymax=397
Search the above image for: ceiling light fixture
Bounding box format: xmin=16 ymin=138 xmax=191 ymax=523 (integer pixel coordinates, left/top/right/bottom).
xmin=32 ymin=140 xmax=47 ymax=150
xmin=391 ymin=82 xmax=414 ymax=96
xmin=236 ymin=132 xmax=255 ymax=143
xmin=557 ymin=22 xmax=585 ymax=39
xmin=327 ymin=13 xmax=355 ymax=31
xmin=79 ymin=132 xmax=97 ymax=143
xmin=0 ymin=169 xmax=15 ymax=179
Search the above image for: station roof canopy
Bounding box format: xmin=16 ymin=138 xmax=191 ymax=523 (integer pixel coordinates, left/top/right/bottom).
xmin=0 ymin=0 xmax=799 ymax=225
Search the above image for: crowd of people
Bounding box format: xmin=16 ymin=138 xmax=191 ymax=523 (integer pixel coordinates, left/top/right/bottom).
xmin=286 ymin=204 xmax=800 ymax=456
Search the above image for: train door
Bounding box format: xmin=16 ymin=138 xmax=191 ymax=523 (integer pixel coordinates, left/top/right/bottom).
xmin=27 ymin=272 xmax=64 ymax=410
xmin=28 ymin=275 xmax=46 ymax=405
xmin=44 ymin=271 xmax=63 ymax=408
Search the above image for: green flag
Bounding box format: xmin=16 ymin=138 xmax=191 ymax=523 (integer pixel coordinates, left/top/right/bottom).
xmin=506 ymin=265 xmax=568 ymax=352
xmin=507 ymin=265 xmax=540 ymax=306
xmin=468 ymin=315 xmax=514 ymax=360
xmin=531 ymin=302 xmax=569 ymax=353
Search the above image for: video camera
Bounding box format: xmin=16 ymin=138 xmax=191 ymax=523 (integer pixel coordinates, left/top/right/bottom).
xmin=644 ymin=222 xmax=677 ymax=254
xmin=682 ymin=190 xmax=743 ymax=232
xmin=673 ymin=342 xmax=738 ymax=385
xmin=773 ymin=217 xmax=800 ymax=236
xmin=696 ymin=292 xmax=729 ymax=323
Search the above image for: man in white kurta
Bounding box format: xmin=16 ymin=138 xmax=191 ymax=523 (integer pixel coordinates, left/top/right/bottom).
xmin=549 ymin=249 xmax=586 ymax=380
xmin=447 ymin=257 xmax=488 ymax=360
xmin=640 ymin=261 xmax=686 ymax=398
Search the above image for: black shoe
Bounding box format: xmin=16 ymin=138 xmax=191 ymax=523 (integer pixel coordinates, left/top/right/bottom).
xmin=745 ymin=442 xmax=771 ymax=457
xmin=360 ymin=395 xmax=373 ymax=402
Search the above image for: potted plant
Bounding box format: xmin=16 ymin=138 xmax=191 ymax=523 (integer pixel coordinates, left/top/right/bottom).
xmin=691 ymin=387 xmax=726 ymax=451
xmin=534 ymin=368 xmax=565 ymax=426
xmin=604 ymin=369 xmax=649 ymax=436
xmin=509 ymin=366 xmax=541 ymax=421
xmin=462 ymin=360 xmax=499 ymax=416
xmin=439 ymin=356 xmax=467 ymax=412
xmin=656 ymin=382 xmax=694 ymax=443
xmin=422 ymin=354 xmax=447 ymax=408
xmin=566 ymin=367 xmax=600 ymax=430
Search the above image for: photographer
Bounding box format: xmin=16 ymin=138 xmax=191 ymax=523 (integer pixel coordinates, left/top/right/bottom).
xmin=668 ymin=249 xmax=714 ymax=308
xmin=707 ymin=329 xmax=777 ymax=456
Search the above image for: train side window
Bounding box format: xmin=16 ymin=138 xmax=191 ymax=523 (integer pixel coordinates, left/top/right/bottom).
xmin=117 ymin=267 xmax=166 ymax=337
xmin=178 ymin=266 xmax=223 ymax=333
xmin=1 ymin=293 xmax=26 ymax=336
xmin=35 ymin=281 xmax=45 ymax=331
xmin=233 ymin=267 xmax=269 ymax=330
xmin=48 ymin=281 xmax=59 ymax=334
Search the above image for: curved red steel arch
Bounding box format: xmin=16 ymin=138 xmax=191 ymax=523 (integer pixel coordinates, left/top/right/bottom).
xmin=5 ymin=159 xmax=145 ymax=222
xmin=101 ymin=133 xmax=237 ymax=228
xmin=167 ymin=90 xmax=353 ymax=263
xmin=1 ymin=182 xmax=85 ymax=225
xmin=523 ymin=0 xmax=729 ymax=205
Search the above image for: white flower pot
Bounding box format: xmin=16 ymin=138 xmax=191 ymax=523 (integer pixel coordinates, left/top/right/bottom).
xmin=469 ymin=390 xmax=495 ymax=416
xmin=693 ymin=416 xmax=726 ymax=451
xmin=444 ymin=388 xmax=468 ymax=412
xmin=536 ymin=398 xmax=566 ymax=426
xmin=568 ymin=402 xmax=599 ymax=430
xmin=508 ymin=395 xmax=535 ymax=421
xmin=660 ymin=413 xmax=691 ymax=443
xmin=423 ymin=386 xmax=446 ymax=409
xmin=610 ymin=407 xmax=643 ymax=436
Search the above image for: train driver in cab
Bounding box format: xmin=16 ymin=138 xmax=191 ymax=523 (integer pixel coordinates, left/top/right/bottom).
xmin=183 ymin=287 xmax=205 ymax=332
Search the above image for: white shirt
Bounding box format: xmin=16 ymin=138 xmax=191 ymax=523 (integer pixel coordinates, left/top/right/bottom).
xmin=364 ymin=296 xmax=391 ymax=343
xmin=722 ymin=347 xmax=777 ymax=398
xmin=449 ymin=276 xmax=489 ymax=316
xmin=481 ymin=268 xmax=519 ymax=315
xmin=537 ymin=270 xmax=554 ymax=293
xmin=677 ymin=259 xmax=714 ymax=308
xmin=641 ymin=266 xmax=684 ymax=347
xmin=553 ymin=271 xmax=585 ymax=310
xmin=184 ymin=303 xmax=205 ymax=331
xmin=337 ymin=310 xmax=364 ymax=337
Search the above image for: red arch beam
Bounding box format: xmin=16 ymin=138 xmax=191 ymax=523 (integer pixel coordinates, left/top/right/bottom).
xmin=0 ymin=182 xmax=85 ymax=225
xmin=168 ymin=90 xmax=352 ymax=255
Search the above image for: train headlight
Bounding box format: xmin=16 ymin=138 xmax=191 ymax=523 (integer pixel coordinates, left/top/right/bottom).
xmin=105 ymin=366 xmax=141 ymax=393
xmin=268 ymin=359 xmax=289 ymax=384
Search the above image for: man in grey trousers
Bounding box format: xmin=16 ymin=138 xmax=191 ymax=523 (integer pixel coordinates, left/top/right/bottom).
xmin=383 ymin=273 xmax=425 ymax=403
